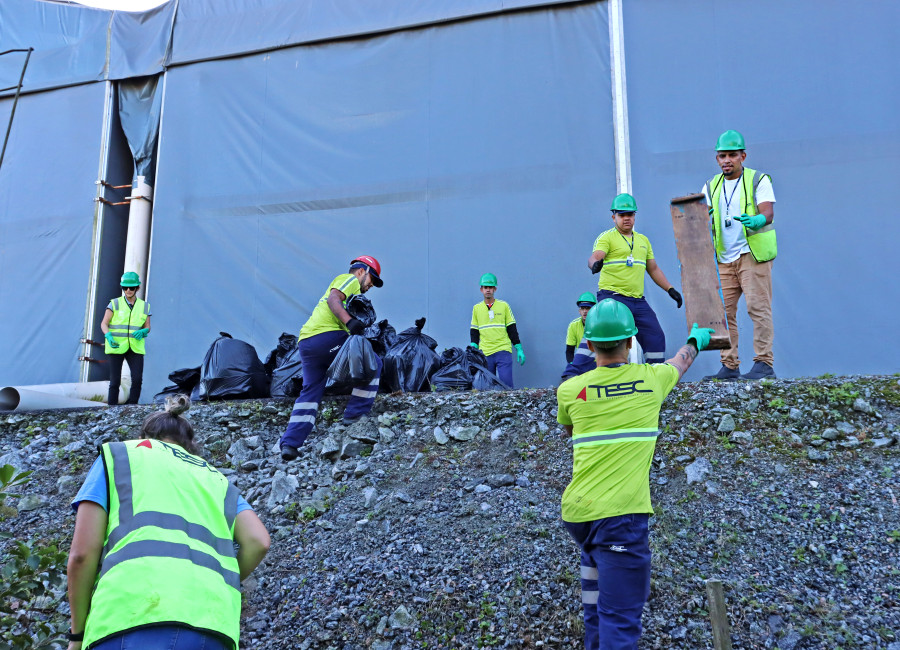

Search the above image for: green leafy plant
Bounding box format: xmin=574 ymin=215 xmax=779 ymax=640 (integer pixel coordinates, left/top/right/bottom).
xmin=0 ymin=465 xmax=33 ymax=509
xmin=0 ymin=466 xmax=69 ymax=649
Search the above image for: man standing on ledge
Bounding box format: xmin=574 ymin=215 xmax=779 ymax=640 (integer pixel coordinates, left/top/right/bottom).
xmin=280 ymin=256 xmax=384 ymax=461
xmin=587 ymin=193 xmax=682 ymax=363
xmin=557 ymin=299 xmax=713 ymax=649
xmin=702 ymin=130 xmax=777 ymax=380
xmin=470 ymin=273 xmax=525 ymax=388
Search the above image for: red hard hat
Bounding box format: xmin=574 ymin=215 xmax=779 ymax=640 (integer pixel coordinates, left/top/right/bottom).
xmin=350 ymin=255 xmax=383 ymax=287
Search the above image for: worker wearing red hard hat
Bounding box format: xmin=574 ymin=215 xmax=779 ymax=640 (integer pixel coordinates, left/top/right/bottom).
xmin=279 ymin=256 xmax=384 ymax=461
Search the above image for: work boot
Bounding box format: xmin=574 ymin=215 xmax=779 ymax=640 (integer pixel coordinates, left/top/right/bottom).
xmin=702 ymin=365 xmax=741 ymax=381
xmin=281 ymin=445 xmax=300 ymax=461
xmin=741 ymin=361 xmax=776 ymax=380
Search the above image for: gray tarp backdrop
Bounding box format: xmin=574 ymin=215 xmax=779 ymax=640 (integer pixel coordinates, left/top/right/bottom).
xmin=0 ymin=83 xmax=107 ymax=385
xmin=0 ymin=0 xmax=898 ymax=395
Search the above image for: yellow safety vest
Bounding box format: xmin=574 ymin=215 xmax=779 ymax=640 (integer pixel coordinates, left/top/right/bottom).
xmin=82 ymin=440 xmax=241 ymax=649
xmin=705 ymin=166 xmax=777 ymax=263
xmin=105 ymin=297 xmax=150 ymax=355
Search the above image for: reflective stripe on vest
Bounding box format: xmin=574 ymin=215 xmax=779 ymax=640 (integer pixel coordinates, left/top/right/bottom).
xmin=105 ymin=297 xmax=149 ymax=355
xmin=706 ymin=166 xmax=777 ymax=263
xmin=82 ymin=441 xmax=240 ymax=649
xmin=571 ymin=428 xmax=659 ymax=447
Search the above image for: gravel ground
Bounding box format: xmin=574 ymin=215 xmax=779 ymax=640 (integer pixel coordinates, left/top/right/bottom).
xmin=1 ymin=375 xmax=899 ymax=649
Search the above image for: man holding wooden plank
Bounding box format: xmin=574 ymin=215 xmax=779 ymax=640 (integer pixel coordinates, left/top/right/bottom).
xmin=701 ymin=130 xmax=777 ymax=380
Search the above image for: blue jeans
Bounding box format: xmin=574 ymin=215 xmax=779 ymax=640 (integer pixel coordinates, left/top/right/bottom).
xmin=90 ymin=625 xmax=229 ymax=649
xmin=280 ymin=330 xmax=382 ymax=449
xmin=484 ymin=350 xmax=513 ymax=388
xmin=596 ymin=291 xmax=665 ymax=363
xmin=564 ymin=514 xmax=651 ymax=650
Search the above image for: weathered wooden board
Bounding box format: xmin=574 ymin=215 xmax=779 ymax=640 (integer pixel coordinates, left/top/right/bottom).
xmin=670 ymin=194 xmax=730 ymax=350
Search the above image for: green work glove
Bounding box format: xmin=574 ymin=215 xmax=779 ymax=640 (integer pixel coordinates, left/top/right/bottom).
xmin=469 ymin=342 xmax=479 ymax=349
xmin=133 ymin=328 xmax=150 ymax=341
xmin=514 ymin=343 xmax=526 ymax=366
xmin=687 ymin=323 xmax=715 ymax=351
xmin=737 ymin=213 xmax=767 ymax=231
xmin=104 ymin=332 xmax=119 ymax=348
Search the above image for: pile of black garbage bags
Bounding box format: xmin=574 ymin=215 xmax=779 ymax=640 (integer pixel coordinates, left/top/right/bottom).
xmin=154 ymin=295 xmax=507 ymax=403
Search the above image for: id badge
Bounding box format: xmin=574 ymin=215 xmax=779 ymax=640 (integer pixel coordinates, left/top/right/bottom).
xmin=626 ymin=255 xmax=634 ymax=267
xmin=488 ymin=310 xmax=494 ymax=320
xmin=725 ymin=218 xmax=733 ymax=227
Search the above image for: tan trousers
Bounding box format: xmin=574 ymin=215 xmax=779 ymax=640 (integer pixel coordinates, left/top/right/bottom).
xmin=718 ymin=253 xmax=774 ymax=369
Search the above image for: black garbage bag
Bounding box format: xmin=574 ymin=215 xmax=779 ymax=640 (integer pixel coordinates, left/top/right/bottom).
xmin=325 ymin=335 xmax=381 ymax=394
xmin=152 ymin=384 xmax=182 ymax=404
xmin=383 ymin=317 xmax=441 ymax=393
xmin=264 ymin=333 xmax=298 ymax=375
xmin=430 ymin=347 xmax=473 ymax=391
xmin=198 ymin=332 xmax=270 ymax=401
xmin=430 ymin=346 xmax=509 ymax=392
xmin=346 ymin=294 xmax=376 ymax=328
xmin=270 ymin=342 xmax=303 ymax=399
xmin=169 ymin=366 xmax=201 ymax=393
xmin=364 ymin=319 xmax=398 ymax=357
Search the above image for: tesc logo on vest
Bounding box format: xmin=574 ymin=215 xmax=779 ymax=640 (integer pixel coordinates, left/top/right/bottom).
xmin=576 ymin=381 xmax=652 ymax=401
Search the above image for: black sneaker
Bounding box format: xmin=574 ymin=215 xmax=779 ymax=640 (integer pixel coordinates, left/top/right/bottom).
xmin=741 ymin=361 xmax=776 ymax=380
xmin=281 ymin=445 xmax=300 ymax=461
xmin=702 ymin=365 xmax=742 ymax=381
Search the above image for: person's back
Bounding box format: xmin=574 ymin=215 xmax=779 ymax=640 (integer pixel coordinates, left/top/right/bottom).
xmin=67 ymin=396 xmax=270 ymax=650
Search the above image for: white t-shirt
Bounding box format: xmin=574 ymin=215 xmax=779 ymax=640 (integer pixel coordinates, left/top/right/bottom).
xmin=702 ymin=174 xmax=775 ymax=263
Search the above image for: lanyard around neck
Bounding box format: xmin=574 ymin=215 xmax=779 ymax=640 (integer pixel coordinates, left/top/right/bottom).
xmin=618 ymin=231 xmax=634 ymax=253
xmin=723 ymin=177 xmax=741 ymax=213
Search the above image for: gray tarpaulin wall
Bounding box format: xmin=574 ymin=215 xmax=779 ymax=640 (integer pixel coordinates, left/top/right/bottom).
xmin=622 ymin=0 xmax=900 ymax=380
xmin=1 ymin=0 xmax=898 ymax=397
xmin=148 ymin=1 xmax=614 ymax=392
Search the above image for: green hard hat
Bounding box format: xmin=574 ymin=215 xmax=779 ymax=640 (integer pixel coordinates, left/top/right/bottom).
xmin=584 ymin=299 xmax=638 ymax=342
xmin=576 ymin=292 xmax=597 ymax=307
xmin=120 ymin=271 xmax=141 ymax=287
xmin=715 ymin=130 xmax=745 ymax=151
xmin=479 ymin=273 xmax=498 ymax=287
xmin=610 ymin=193 xmax=638 ymax=213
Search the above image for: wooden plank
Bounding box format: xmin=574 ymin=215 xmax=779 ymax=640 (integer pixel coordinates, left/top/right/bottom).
xmin=670 ymin=194 xmax=730 ymax=350
xmin=706 ymin=579 xmax=733 ymax=650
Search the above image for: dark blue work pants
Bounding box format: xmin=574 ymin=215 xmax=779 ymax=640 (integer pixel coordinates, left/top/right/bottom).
xmin=564 ymin=514 xmax=651 ymax=650
xmin=596 ymin=291 xmax=665 ymax=363
xmin=90 ymin=624 xmax=228 ymax=649
xmin=561 ymin=338 xmax=595 ymax=380
xmin=280 ymin=330 xmax=381 ymax=450
xmin=484 ymin=350 xmax=514 ymax=388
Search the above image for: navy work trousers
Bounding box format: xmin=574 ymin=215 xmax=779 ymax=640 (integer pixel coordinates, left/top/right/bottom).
xmin=280 ymin=330 xmax=382 ymax=450
xmin=596 ymin=291 xmax=665 ymax=363
xmin=485 ymin=350 xmax=513 ymax=388
xmin=91 ymin=624 xmax=228 ymax=649
xmin=564 ymin=514 xmax=651 ymax=650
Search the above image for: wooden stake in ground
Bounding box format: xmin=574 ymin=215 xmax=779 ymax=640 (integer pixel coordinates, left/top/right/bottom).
xmin=706 ymin=578 xmax=733 ymax=650
xmin=670 ymin=194 xmax=730 ymax=350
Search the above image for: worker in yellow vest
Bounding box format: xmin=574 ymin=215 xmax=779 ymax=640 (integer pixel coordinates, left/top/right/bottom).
xmin=100 ymin=272 xmax=150 ymax=405
xmin=701 ymin=130 xmax=777 ymax=380
xmin=470 ymin=273 xmax=525 ymax=388
xmin=557 ymin=300 xmax=713 ymax=649
xmin=66 ymin=395 xmax=270 ymax=650
xmin=566 ymin=292 xmax=597 ymax=364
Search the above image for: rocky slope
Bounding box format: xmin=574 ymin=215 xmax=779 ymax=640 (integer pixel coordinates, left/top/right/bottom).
xmin=2 ymin=375 xmax=899 ymax=649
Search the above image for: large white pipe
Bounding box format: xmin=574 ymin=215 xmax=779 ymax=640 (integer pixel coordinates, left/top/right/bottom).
xmin=2 ymin=380 xmax=129 ymax=403
xmin=123 ymin=175 xmax=153 ymax=300
xmin=0 ymin=387 xmax=105 ymax=411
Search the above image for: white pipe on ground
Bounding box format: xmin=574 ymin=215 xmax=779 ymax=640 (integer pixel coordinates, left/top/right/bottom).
xmin=123 ymin=175 xmax=153 ymax=301
xmin=0 ymin=378 xmax=130 ymax=409
xmin=0 ymin=387 xmax=105 ymax=411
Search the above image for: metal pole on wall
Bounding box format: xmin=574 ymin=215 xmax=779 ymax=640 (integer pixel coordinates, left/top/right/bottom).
xmin=608 ymin=0 xmax=631 ymax=195
xmin=608 ymin=0 xmax=641 ymax=363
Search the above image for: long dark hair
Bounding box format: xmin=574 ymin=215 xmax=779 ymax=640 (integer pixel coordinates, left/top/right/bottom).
xmin=141 ymin=394 xmax=201 ymax=455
